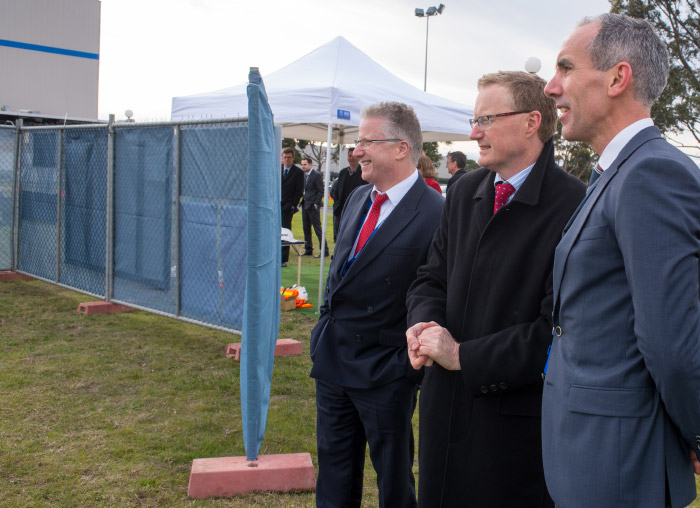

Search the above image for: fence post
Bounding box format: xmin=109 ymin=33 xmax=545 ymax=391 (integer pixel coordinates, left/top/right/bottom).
xmin=105 ymin=115 xmax=115 ymax=301
xmin=55 ymin=128 xmax=63 ymax=283
xmin=173 ymin=124 xmax=181 ymax=316
xmin=11 ymin=119 xmax=23 ymax=271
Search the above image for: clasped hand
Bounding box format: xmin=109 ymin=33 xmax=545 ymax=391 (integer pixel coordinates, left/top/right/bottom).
xmin=406 ymin=321 xmax=460 ymax=371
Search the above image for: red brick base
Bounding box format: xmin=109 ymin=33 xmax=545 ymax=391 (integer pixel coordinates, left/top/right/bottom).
xmin=187 ymin=453 xmax=315 ymax=498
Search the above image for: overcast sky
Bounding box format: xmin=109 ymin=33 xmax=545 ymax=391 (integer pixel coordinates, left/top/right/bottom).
xmin=98 ymin=0 xmax=613 ymax=158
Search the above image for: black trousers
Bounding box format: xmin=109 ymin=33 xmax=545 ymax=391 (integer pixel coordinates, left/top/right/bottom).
xmin=281 ymin=208 xmax=295 ymax=262
xmin=315 ymin=377 xmax=418 ymax=508
xmin=302 ymin=206 xmax=328 ymax=254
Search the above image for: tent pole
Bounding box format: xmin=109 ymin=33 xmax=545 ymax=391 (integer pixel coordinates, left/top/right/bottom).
xmin=317 ymin=123 xmax=333 ymax=312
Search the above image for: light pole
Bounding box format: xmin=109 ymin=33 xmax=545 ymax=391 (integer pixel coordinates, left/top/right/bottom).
xmin=415 ymin=4 xmax=445 ymax=91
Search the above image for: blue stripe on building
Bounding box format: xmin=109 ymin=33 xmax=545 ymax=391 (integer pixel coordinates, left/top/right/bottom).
xmin=0 ymin=39 xmax=99 ymax=60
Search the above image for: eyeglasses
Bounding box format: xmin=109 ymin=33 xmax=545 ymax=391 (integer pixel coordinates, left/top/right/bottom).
xmin=469 ymin=111 xmax=530 ymax=130
xmin=353 ymin=138 xmax=402 ymax=148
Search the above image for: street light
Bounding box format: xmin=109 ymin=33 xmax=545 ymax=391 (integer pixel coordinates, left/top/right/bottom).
xmin=415 ymin=4 xmax=445 ymax=91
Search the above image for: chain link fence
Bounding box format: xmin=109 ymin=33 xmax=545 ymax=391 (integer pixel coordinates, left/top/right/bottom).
xmin=0 ymin=126 xmax=16 ymax=270
xmin=3 ymin=118 xmax=257 ymax=334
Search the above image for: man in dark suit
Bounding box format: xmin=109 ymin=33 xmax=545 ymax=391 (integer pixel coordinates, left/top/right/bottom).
xmin=310 ymin=102 xmax=444 ymax=508
xmin=542 ymin=14 xmax=700 ymax=508
xmin=405 ymin=71 xmax=585 ymax=508
xmin=280 ymin=147 xmax=304 ymax=267
xmin=445 ymin=150 xmax=467 ymax=191
xmin=329 ymin=146 xmax=366 ymax=241
xmin=300 ymin=157 xmax=328 ymax=257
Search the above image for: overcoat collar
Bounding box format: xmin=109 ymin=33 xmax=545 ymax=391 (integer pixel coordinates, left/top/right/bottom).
xmin=471 ymin=138 xmax=556 ymax=231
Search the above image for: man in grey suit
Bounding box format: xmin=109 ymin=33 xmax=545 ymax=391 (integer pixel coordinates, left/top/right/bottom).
xmin=542 ymin=13 xmax=700 ymax=508
xmin=300 ymin=157 xmax=329 ymax=257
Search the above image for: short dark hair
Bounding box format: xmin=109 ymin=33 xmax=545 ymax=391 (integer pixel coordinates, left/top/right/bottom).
xmin=447 ymin=151 xmax=467 ymax=170
xmin=282 ymin=147 xmax=295 ymax=157
xmin=302 ymin=156 xmax=313 ymax=165
xmin=477 ymin=71 xmax=557 ymax=143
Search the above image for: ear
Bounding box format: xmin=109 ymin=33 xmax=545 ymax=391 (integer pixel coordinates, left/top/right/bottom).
xmin=395 ymin=140 xmax=411 ymax=161
xmin=607 ymin=62 xmax=633 ymax=98
xmin=524 ymin=110 xmax=542 ymax=139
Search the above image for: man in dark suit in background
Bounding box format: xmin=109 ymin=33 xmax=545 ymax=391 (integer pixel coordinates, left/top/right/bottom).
xmin=445 ymin=150 xmax=467 ymax=191
xmin=280 ymin=147 xmax=304 ymax=267
xmin=406 ymin=71 xmax=585 ymax=508
xmin=300 ymin=157 xmax=329 ymax=258
xmin=310 ymin=102 xmax=444 ymax=508
xmin=329 ymin=146 xmax=366 ymax=241
xmin=542 ymin=14 xmax=700 ymax=508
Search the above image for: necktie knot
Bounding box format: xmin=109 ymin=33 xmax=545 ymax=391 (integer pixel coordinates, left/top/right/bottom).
xmin=355 ymin=193 xmax=388 ymax=254
xmin=589 ymin=164 xmax=604 ymax=186
xmin=494 ymin=182 xmax=515 ymax=214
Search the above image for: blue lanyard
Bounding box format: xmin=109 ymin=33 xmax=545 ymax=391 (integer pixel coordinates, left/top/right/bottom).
xmin=340 ymin=199 xmax=386 ymax=276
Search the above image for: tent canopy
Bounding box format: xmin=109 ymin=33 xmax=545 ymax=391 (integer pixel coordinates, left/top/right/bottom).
xmin=172 ymin=36 xmax=473 ymax=143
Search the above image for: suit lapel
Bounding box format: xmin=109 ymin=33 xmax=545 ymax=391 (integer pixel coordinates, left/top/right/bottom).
xmin=331 ymin=186 xmax=372 ymax=281
xmin=336 ymin=178 xmax=425 ymax=289
xmin=552 ymin=126 xmax=662 ymax=306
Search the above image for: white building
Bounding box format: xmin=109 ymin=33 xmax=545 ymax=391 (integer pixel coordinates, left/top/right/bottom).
xmin=0 ymin=0 xmax=100 ymax=120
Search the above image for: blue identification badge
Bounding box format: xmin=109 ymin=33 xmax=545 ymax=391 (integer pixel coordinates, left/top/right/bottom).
xmin=542 ymin=341 xmax=552 ymax=379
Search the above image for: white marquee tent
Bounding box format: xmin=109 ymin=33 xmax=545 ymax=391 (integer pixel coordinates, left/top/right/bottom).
xmin=171 ymin=36 xmax=473 ymax=143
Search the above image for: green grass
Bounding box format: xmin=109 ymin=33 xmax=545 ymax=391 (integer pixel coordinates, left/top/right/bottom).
xmin=2 ymin=211 xmax=698 ymax=507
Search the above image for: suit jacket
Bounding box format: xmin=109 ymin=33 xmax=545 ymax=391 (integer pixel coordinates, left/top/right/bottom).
xmin=543 ymin=126 xmax=700 ymax=508
xmin=281 ymin=164 xmax=304 ymax=214
xmin=301 ymin=170 xmax=324 ymax=211
xmin=407 ymin=140 xmax=585 ymax=507
xmin=330 ymin=165 xmax=366 ymax=216
xmin=310 ymin=176 xmax=444 ymax=388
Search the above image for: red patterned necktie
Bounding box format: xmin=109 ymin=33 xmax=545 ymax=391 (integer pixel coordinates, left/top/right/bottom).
xmin=355 ymin=193 xmax=389 ymax=254
xmin=494 ymin=182 xmax=515 ymax=214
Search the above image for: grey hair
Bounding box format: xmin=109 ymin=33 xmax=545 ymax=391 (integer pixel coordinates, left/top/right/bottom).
xmin=361 ymin=102 xmax=423 ymax=165
xmin=579 ymin=13 xmax=669 ymax=107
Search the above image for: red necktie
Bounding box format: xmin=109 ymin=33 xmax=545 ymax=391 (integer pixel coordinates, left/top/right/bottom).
xmin=355 ymin=193 xmax=389 ymax=254
xmin=494 ymin=182 xmax=515 ymax=214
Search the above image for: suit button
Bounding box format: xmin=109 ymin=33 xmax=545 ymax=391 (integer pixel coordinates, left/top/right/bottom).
xmin=553 ymin=326 xmax=562 ymax=337
xmin=499 ymin=382 xmax=508 ymax=390
xmin=385 ymin=277 xmax=392 ymax=285
xmin=489 ymin=384 xmax=498 ymax=392
xmin=355 ymin=335 xmax=362 ymax=342
xmin=367 ymin=306 xmax=374 ymax=313
xmin=480 ymin=386 xmax=488 ymax=394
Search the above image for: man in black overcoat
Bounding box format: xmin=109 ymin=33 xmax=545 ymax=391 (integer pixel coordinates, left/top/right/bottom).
xmin=406 ymin=71 xmax=585 ymax=508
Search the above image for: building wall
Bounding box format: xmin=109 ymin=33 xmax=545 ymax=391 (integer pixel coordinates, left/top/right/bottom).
xmin=0 ymin=0 xmax=100 ymax=119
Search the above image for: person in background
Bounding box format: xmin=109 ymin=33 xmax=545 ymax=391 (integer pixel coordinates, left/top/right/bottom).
xmin=406 ymin=71 xmax=585 ymax=508
xmin=542 ymin=13 xmax=700 ymax=508
xmin=311 ymin=102 xmax=444 ymax=508
xmin=329 ymin=147 xmax=366 ymax=242
xmin=445 ymin=150 xmax=467 ymax=191
xmin=280 ymin=147 xmax=304 ymax=267
xmin=417 ymin=153 xmax=442 ymax=194
xmin=300 ymin=157 xmax=329 ymax=258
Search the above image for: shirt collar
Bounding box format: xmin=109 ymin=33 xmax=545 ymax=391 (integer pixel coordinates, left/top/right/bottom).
xmin=370 ymin=170 xmax=419 ymax=206
xmin=597 ymin=118 xmax=654 ymax=171
xmin=493 ymin=162 xmax=536 ymax=194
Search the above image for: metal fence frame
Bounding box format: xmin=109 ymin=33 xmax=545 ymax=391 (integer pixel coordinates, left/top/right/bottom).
xmin=2 ymin=117 xmax=252 ymax=335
